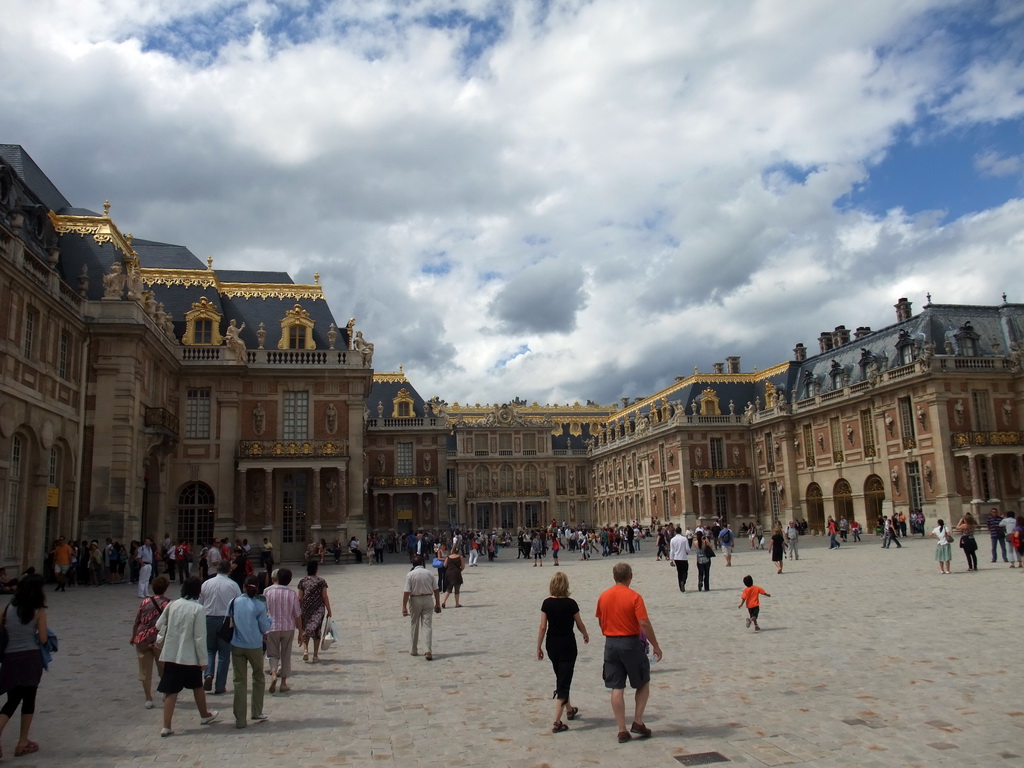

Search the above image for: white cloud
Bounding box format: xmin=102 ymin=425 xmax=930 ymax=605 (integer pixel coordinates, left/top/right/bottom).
xmin=3 ymin=0 xmax=1023 ymax=405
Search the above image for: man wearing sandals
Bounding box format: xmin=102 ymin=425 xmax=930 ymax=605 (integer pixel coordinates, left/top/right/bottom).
xmin=595 ymin=562 xmax=663 ymax=744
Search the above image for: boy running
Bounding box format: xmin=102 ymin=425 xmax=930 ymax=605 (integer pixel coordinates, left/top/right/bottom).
xmin=737 ymin=575 xmax=770 ymax=631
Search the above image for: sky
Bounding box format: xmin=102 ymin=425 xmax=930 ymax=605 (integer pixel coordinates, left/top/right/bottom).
xmin=2 ymin=0 xmax=1023 ymax=406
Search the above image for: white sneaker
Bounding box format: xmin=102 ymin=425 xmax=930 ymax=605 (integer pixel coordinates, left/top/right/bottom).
xmin=201 ymin=710 xmax=220 ymax=725
xmin=145 ymin=700 xmax=155 ymax=709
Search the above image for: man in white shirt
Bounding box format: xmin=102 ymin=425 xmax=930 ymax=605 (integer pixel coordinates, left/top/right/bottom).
xmin=669 ymin=526 xmax=691 ymax=592
xmin=136 ymin=538 xmax=154 ymax=598
xmin=200 ymin=560 xmax=241 ymax=694
xmin=402 ymin=556 xmax=441 ymax=660
xmin=1000 ymin=513 xmax=1020 ymax=567
xmin=206 ymin=539 xmax=222 ymax=574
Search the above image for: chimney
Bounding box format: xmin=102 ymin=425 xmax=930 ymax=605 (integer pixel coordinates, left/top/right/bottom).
xmin=818 ymin=331 xmax=834 ymax=354
xmin=713 ymin=362 xmax=725 ymax=374
xmin=854 ymin=326 xmax=872 ymax=340
xmin=832 ymin=325 xmax=851 ymax=347
xmin=895 ymin=297 xmax=913 ymax=322
xmin=793 ymin=343 xmax=807 ymax=361
xmin=726 ymin=356 xmax=741 ymax=374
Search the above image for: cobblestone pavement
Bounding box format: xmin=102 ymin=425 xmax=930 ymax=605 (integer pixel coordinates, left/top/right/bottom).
xmin=6 ymin=533 xmax=1022 ymax=767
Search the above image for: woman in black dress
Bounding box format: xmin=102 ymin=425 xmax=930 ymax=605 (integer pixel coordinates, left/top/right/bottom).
xmin=536 ymin=572 xmax=589 ymax=733
xmin=770 ymin=524 xmax=786 ymax=574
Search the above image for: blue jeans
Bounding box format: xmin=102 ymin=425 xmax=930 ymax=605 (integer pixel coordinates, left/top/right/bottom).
xmin=206 ymin=616 xmax=232 ymax=692
xmin=829 ymin=533 xmax=839 ymax=549
xmin=991 ymin=535 xmax=1007 ymax=562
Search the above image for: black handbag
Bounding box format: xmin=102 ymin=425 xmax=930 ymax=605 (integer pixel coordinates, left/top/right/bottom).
xmin=217 ymin=598 xmax=236 ymax=643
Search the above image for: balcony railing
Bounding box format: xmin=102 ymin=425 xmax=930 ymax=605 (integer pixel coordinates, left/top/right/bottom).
xmin=181 ymin=346 xmax=363 ymax=367
xmin=466 ymin=489 xmax=549 ymax=499
xmin=366 ymin=417 xmax=443 ymax=429
xmin=691 ymin=468 xmax=752 ymax=480
xmin=369 ymin=476 xmax=439 ymax=488
xmin=238 ymin=439 xmax=349 ymax=458
xmin=951 ymin=431 xmax=1024 ymax=449
xmin=144 ymin=406 xmax=180 ymax=438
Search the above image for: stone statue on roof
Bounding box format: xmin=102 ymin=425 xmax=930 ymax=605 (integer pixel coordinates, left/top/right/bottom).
xmin=224 ymin=319 xmax=247 ymax=363
xmin=353 ymin=331 xmax=374 ymax=366
xmin=102 ymin=261 xmax=124 ymax=300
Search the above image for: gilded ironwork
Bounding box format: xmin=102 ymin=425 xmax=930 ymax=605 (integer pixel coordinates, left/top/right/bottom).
xmin=238 ymin=440 xmax=348 ymax=458
xmin=369 ymin=476 xmax=439 ymax=488
xmin=49 ymin=210 xmax=138 ymax=258
xmin=690 ymin=468 xmax=752 ymax=479
xmin=141 ymin=268 xmax=324 ymax=301
xmin=951 ymin=431 xmax=1023 ymax=448
xmin=373 ymin=372 xmax=409 ymax=383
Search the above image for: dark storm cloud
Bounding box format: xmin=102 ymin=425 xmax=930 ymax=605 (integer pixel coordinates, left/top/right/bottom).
xmin=488 ymin=258 xmax=588 ymax=334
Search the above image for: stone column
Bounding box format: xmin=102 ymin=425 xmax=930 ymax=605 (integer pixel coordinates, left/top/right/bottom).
xmin=238 ymin=468 xmax=247 ymax=527
xmin=984 ymin=454 xmax=1001 ymax=502
xmin=967 ymin=455 xmax=982 ymax=506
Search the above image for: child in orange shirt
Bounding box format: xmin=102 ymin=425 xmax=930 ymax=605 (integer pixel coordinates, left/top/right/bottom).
xmin=737 ymin=574 xmax=770 ymax=631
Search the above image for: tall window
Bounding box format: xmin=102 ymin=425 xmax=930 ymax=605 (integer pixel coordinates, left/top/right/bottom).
xmin=194 ymin=318 xmax=213 ymax=345
xmin=396 ymin=442 xmax=413 ymax=476
xmin=971 ymin=390 xmax=991 ymax=431
xmin=768 ymin=481 xmax=782 ymax=523
xmin=476 ymin=503 xmax=491 ymax=530
xmin=522 ymin=433 xmax=537 ymax=455
xmin=829 ymin=418 xmax=843 ymax=463
xmin=58 ymin=330 xmax=70 ymax=379
xmin=185 ymin=389 xmax=211 ymax=439
xmin=555 ymin=466 xmax=568 ymax=494
xmin=446 ymin=468 xmax=456 ymax=494
xmin=475 ymin=465 xmax=489 ymax=493
xmin=659 ymin=444 xmax=667 ymax=479
xmin=710 ymin=437 xmax=725 ymax=470
xmin=860 ymin=409 xmax=876 ymax=458
xmin=23 ymin=308 xmax=36 ymax=359
xmin=802 ymin=423 xmax=815 ymax=467
xmin=474 ymin=433 xmax=488 ymax=456
xmin=898 ymin=397 xmax=916 ymax=449
xmin=498 ymin=433 xmax=512 ymax=456
xmin=3 ymin=435 xmax=23 ymax=559
xmin=764 ymin=433 xmax=775 ymax=473
xmin=500 ymin=503 xmax=514 ymax=529
xmin=525 ymin=503 xmax=539 ymax=528
xmin=177 ymin=483 xmax=215 ymax=545
xmin=499 ymin=465 xmax=514 ymax=492
xmin=906 ymin=462 xmax=924 ymax=510
xmin=48 ymin=446 xmax=60 ymax=487
xmin=524 ymin=465 xmax=539 ymax=493
xmin=714 ymin=486 xmax=729 ymax=518
xmin=575 ymin=468 xmax=588 ymax=494
xmin=283 ymin=391 xmax=309 ymax=440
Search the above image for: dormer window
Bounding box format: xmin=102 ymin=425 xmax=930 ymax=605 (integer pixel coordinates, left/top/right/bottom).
xmin=183 ymin=297 xmax=224 ymax=346
xmin=829 ymin=360 xmax=844 ymax=389
xmin=392 ymin=387 xmax=415 ymax=418
xmin=278 ymin=304 xmax=316 ymax=350
xmin=954 ymin=321 xmax=979 ymax=357
xmin=895 ymin=330 xmax=916 ymax=366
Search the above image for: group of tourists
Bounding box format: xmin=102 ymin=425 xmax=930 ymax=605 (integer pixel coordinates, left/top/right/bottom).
xmin=126 ymin=555 xmax=334 ymax=736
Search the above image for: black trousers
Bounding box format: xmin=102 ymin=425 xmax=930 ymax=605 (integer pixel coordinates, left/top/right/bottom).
xmin=673 ymin=560 xmax=689 ymax=591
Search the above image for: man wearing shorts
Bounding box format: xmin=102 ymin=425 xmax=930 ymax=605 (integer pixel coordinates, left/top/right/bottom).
xmin=595 ymin=562 xmax=663 ymax=743
xmin=52 ymin=536 xmax=73 ymax=591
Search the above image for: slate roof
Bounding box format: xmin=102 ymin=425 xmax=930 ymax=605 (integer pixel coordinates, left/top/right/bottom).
xmin=367 ymin=377 xmax=432 ymax=418
xmin=0 ymin=144 xmax=71 ymax=211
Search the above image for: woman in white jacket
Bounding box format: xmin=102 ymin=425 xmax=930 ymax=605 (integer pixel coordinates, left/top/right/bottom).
xmin=155 ymin=576 xmax=221 ymax=736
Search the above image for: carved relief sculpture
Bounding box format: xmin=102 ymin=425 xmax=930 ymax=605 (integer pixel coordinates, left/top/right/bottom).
xmin=423 ymin=452 xmax=431 ymax=472
xmin=325 ymin=477 xmax=337 ymax=510
xmin=224 ymin=319 xmax=247 ymax=362
xmin=353 ymin=331 xmax=374 ymax=366
xmin=953 ymin=399 xmax=965 ymax=427
xmin=1003 ymin=401 xmax=1013 ymax=426
xmin=253 ymin=403 xmax=266 ymax=436
xmin=884 ymin=412 xmax=895 ymax=435
xmin=732 ymin=446 xmax=741 ymax=465
xmin=325 ymin=403 xmax=338 ymax=434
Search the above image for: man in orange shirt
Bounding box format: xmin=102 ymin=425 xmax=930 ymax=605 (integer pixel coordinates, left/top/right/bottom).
xmin=51 ymin=536 xmax=73 ymax=592
xmin=595 ymin=562 xmax=663 ymax=744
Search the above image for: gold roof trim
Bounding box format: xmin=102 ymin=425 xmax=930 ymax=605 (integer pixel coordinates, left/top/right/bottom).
xmin=140 ymin=268 xmax=324 ymax=300
xmin=612 ymin=362 xmax=792 ymax=422
xmin=448 ymin=402 xmax=616 ymax=415
xmin=373 ymin=372 xmax=409 ymax=383
xmin=49 ymin=210 xmax=138 ymax=258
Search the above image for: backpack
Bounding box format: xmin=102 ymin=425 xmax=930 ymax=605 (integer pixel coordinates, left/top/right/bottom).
xmin=720 ymin=530 xmax=733 ymax=546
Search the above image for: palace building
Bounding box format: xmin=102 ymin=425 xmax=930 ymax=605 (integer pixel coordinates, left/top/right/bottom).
xmin=2 ymin=145 xmax=1022 ymax=573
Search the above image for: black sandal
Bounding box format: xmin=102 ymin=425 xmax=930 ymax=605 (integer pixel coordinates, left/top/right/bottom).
xmin=552 ymin=721 xmax=568 ymax=733
xmin=565 ymin=706 xmax=579 ymax=721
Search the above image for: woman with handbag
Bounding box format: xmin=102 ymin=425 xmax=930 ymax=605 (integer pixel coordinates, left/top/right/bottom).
xmin=931 ymin=519 xmax=953 ymax=575
xmin=694 ymin=531 xmax=715 ymax=592
xmin=0 ymin=573 xmax=48 ymax=757
xmin=296 ymin=561 xmax=332 ymax=663
xmin=955 ymin=513 xmax=978 ymax=571
xmin=440 ymin=549 xmax=466 ymax=608
xmin=230 ymin=575 xmax=272 ymax=729
xmin=154 ymin=576 xmax=220 ymax=737
xmin=130 ymin=575 xmax=171 ymax=709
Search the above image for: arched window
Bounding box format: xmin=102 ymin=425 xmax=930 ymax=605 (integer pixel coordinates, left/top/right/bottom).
xmin=833 ymin=478 xmax=854 ymax=523
xmin=805 ymin=482 xmax=824 ymax=533
xmin=523 ymin=465 xmax=539 ymax=493
xmin=499 ymin=465 xmax=514 ymax=493
xmin=864 ymin=475 xmax=886 ymax=523
xmin=475 ymin=466 xmax=489 ymax=494
xmin=177 ymin=483 xmax=215 ymax=545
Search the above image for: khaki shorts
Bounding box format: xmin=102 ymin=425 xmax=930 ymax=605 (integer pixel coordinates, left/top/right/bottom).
xmin=135 ymin=644 xmax=163 ymax=685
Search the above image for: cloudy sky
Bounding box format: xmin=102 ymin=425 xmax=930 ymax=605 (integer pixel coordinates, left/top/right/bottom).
xmin=3 ymin=0 xmax=1023 ymax=406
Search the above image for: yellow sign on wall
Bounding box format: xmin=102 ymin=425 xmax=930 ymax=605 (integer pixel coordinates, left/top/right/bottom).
xmin=47 ymin=486 xmax=60 ymax=507
xmin=397 ymin=508 xmax=413 ymax=521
